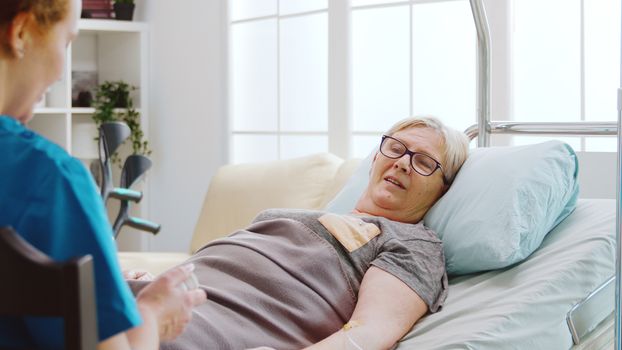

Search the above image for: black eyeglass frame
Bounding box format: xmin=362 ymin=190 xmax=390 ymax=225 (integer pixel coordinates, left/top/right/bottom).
xmin=379 ymin=135 xmax=448 ymax=185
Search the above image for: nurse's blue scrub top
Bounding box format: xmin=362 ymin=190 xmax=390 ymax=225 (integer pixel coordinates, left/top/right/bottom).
xmin=0 ymin=116 xmax=141 ymax=349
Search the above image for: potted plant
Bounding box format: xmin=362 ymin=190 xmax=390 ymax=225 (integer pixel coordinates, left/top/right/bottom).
xmin=91 ymin=80 xmax=151 ymax=164
xmin=113 ymin=0 xmax=135 ymax=21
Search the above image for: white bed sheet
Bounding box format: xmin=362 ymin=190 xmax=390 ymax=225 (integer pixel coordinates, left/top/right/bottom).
xmin=397 ymin=199 xmax=616 ymax=350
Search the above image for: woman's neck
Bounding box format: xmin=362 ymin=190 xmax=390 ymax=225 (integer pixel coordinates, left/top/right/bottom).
xmin=0 ymin=60 xmax=28 ymax=122
xmin=0 ymin=61 xmax=9 ymax=115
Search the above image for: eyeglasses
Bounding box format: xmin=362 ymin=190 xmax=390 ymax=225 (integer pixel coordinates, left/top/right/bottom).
xmin=379 ymin=135 xmax=447 ymax=184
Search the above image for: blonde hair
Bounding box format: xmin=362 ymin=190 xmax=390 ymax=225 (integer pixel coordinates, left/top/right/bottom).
xmin=385 ymin=116 xmax=469 ymax=184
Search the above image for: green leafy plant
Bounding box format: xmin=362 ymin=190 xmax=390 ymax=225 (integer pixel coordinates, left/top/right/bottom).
xmin=92 ymin=80 xmax=151 ymax=164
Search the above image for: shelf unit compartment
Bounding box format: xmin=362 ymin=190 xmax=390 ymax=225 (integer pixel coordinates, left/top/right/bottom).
xmin=27 ymin=19 xmax=150 ymax=251
xmin=45 ymin=78 xmax=71 ymax=109
xmin=71 ymin=114 xmax=99 ymax=160
xmin=28 ymin=114 xmax=70 ymax=152
xmin=79 ymin=19 xmax=147 ymax=33
xmin=71 ymin=32 xmax=98 ymax=108
xmin=44 ymin=44 xmax=72 ymax=110
xmin=72 ymin=31 xmax=143 ymax=108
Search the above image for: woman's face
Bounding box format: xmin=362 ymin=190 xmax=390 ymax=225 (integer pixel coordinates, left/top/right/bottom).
xmin=12 ymin=0 xmax=80 ymax=123
xmin=354 ymin=126 xmax=447 ymax=223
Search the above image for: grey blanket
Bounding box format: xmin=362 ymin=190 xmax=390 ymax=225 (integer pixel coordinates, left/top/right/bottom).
xmin=147 ymin=218 xmax=357 ymax=349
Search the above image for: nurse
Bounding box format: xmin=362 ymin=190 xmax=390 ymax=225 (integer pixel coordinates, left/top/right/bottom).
xmin=0 ymin=0 xmax=206 ymax=349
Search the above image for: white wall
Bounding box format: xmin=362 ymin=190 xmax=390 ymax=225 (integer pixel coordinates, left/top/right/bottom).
xmin=140 ymin=0 xmax=228 ymax=252
xmin=576 ymin=152 xmax=616 ymax=199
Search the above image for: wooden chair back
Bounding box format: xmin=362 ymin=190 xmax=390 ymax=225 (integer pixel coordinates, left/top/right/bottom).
xmin=0 ymin=227 xmax=98 ymax=349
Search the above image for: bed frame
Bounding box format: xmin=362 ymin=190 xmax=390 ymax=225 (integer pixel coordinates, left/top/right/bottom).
xmin=466 ymin=1 xmax=621 ymax=348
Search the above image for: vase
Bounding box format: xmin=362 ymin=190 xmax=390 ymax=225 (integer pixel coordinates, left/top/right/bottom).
xmin=113 ymin=3 xmax=135 ymax=21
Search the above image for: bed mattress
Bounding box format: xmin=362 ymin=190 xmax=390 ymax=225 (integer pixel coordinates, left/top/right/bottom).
xmin=397 ymin=199 xmax=616 ymax=349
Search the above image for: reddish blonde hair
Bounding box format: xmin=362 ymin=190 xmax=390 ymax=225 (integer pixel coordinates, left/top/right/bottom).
xmin=0 ymin=0 xmax=69 ymax=57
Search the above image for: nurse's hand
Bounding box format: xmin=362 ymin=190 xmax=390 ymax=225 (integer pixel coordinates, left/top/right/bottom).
xmin=135 ymin=264 xmax=207 ymax=341
xmin=122 ymin=269 xmax=154 ymax=281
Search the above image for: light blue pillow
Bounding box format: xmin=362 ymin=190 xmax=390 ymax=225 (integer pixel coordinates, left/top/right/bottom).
xmin=424 ymin=140 xmax=579 ymax=275
xmin=324 ymin=141 xmax=579 ymax=276
xmin=324 ymin=151 xmax=374 ymax=214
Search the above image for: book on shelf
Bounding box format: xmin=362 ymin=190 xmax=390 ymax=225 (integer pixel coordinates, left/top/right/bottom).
xmin=81 ymin=0 xmax=112 ymax=19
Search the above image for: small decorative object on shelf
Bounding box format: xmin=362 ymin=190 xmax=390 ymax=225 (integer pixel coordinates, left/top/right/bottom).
xmin=113 ymin=0 xmax=135 ymax=21
xmin=92 ymin=80 xmax=151 ymax=165
xmin=72 ymin=70 xmax=98 ymax=107
xmin=76 ymin=91 xmax=93 ymax=107
xmin=81 ymin=0 xmax=112 ymax=19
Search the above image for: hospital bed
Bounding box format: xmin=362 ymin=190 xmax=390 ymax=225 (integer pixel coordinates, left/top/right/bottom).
xmin=119 ymin=148 xmax=616 ymax=349
xmin=460 ymin=0 xmax=620 ymax=347
xmin=121 ymin=0 xmax=622 ymax=348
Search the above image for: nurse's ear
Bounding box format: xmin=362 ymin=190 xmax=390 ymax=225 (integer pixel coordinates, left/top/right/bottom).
xmin=6 ymin=11 xmax=35 ymax=59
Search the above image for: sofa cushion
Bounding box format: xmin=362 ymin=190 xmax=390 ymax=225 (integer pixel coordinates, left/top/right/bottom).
xmin=118 ymin=252 xmax=190 ymax=276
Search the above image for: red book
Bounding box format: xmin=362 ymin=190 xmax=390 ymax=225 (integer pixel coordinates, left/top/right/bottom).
xmin=81 ymin=0 xmax=112 ymax=19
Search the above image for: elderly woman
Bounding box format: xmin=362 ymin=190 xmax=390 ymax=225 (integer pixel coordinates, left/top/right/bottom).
xmin=0 ymin=1 xmax=205 ymax=349
xmin=129 ymin=116 xmax=469 ymax=350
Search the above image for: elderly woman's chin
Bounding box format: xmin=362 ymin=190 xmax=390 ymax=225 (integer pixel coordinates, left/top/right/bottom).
xmin=372 ymin=188 xmax=403 ymax=207
xmin=357 ymin=192 xmax=398 ymax=215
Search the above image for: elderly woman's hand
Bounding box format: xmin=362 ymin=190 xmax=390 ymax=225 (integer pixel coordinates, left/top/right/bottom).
xmin=135 ymin=264 xmax=207 ymax=341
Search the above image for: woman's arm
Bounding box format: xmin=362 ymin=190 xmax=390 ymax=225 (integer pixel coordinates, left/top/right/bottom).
xmin=306 ymin=266 xmax=428 ymax=350
xmin=97 ymin=264 xmax=207 ymax=350
xmin=95 ymin=302 xmax=165 ymax=350
xmin=95 ymin=300 xmax=158 ymax=350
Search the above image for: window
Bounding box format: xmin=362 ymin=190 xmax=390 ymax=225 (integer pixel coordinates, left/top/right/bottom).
xmin=228 ymin=0 xmax=621 ymax=163
xmin=229 ymin=0 xmax=328 ymax=163
xmin=229 ymin=0 xmax=476 ymax=163
xmin=351 ymin=0 xmax=475 ymax=157
xmin=511 ymin=0 xmax=621 ymax=151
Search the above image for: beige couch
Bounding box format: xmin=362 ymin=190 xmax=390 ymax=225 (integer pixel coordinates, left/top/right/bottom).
xmin=118 ymin=153 xmax=362 ymax=275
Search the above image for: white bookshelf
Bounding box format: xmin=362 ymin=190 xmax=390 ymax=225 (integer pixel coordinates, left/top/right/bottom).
xmin=29 ymin=19 xmax=150 ymax=252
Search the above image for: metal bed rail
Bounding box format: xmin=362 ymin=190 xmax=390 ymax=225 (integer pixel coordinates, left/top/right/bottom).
xmin=616 ymin=78 xmax=622 ymax=350
xmin=468 ymin=0 xmax=491 ymax=148
xmin=617 ymin=1 xmax=622 ymax=347
xmin=464 ymin=121 xmax=618 ymax=141
xmin=468 ymin=0 xmax=622 ymax=348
